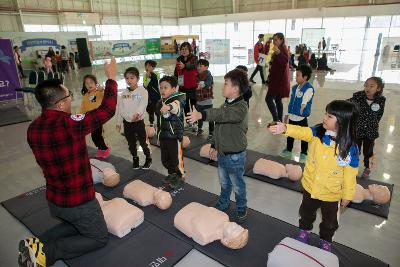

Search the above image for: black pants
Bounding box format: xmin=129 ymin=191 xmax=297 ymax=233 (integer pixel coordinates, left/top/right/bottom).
xmin=287 ymin=118 xmax=308 ymax=154
xmin=40 ymin=199 xmax=109 ymax=265
xmin=91 ymin=126 xmax=107 ymax=150
xmin=123 ymin=119 xmax=151 ymax=158
xmin=146 ymin=101 xmax=158 ymax=125
xmin=299 ymin=191 xmax=339 ymax=242
xmin=196 ymin=104 xmax=214 ymax=134
xmin=180 ymin=88 xmax=196 ymax=115
xmin=250 ymin=65 xmax=265 ymax=83
xmin=357 ymin=138 xmax=375 ymax=169
xmin=265 ymin=95 xmax=283 ymax=122
xmin=17 ymin=64 xmax=25 ymax=78
xmin=160 ymin=139 xmax=184 ymax=177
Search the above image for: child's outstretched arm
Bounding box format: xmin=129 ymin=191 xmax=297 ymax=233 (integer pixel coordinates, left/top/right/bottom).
xmin=268 ymin=122 xmax=314 ymax=143
xmin=187 ymin=103 xmax=247 ymax=124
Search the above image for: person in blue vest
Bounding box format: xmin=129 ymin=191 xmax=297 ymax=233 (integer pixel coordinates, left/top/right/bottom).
xmin=280 ymin=64 xmax=314 ymax=163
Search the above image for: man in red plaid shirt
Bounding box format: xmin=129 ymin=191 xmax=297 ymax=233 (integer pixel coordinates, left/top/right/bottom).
xmin=18 ymin=58 xmax=118 ymax=267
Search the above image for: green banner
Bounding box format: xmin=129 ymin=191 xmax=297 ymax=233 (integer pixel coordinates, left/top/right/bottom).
xmin=145 ymin=38 xmax=161 ymax=54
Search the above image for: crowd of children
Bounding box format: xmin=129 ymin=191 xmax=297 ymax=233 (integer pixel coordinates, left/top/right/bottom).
xmin=73 ymin=40 xmax=386 ymax=254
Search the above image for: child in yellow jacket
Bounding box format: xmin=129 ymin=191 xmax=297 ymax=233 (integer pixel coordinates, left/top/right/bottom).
xmin=268 ymin=100 xmax=359 ymax=252
xmin=79 ymin=74 xmax=110 ymax=158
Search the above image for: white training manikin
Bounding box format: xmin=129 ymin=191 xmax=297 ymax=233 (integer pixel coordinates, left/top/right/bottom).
xmin=268 ymin=237 xmax=339 ymax=267
xmin=253 ymin=158 xmax=302 ymax=181
xmin=123 ymin=179 xmax=172 ymax=210
xmin=174 ymin=202 xmax=249 ymax=249
xmin=95 ymin=193 xmax=144 ymax=238
xmin=90 ymin=158 xmax=120 ymax=187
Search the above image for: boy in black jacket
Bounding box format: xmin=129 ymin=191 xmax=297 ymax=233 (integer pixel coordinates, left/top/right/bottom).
xmin=348 ymin=77 xmax=386 ymax=178
xmin=155 ymin=76 xmax=186 ymax=191
xmin=144 ymin=60 xmax=161 ymax=127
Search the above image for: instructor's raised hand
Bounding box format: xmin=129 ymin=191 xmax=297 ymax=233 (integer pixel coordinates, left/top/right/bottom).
xmin=105 ymin=57 xmax=117 ymax=81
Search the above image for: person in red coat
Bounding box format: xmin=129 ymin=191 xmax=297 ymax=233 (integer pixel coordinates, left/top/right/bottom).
xmin=266 ymin=32 xmax=290 ymax=122
xmin=249 ymin=34 xmax=266 ymax=84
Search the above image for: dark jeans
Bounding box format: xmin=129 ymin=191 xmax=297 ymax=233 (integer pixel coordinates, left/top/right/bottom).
xmin=357 ymin=138 xmax=375 ymax=169
xmin=196 ymin=104 xmax=214 ymax=134
xmin=180 ymin=88 xmax=197 ymax=115
xmin=299 ymin=191 xmax=339 ymax=242
xmin=265 ymin=95 xmax=283 ymax=122
xmin=160 ymin=139 xmax=184 ymax=177
xmin=250 ymin=65 xmax=265 ymax=83
xmin=123 ymin=119 xmax=151 ymax=158
xmin=91 ymin=126 xmax=107 ymax=150
xmin=146 ymin=101 xmax=159 ymax=125
xmin=287 ymin=118 xmax=308 ymax=154
xmin=216 ymin=151 xmax=247 ymax=212
xmin=40 ymin=199 xmax=109 ymax=265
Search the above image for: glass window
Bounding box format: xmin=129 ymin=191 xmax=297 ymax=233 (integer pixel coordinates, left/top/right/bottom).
xmin=41 ymin=25 xmax=60 ymax=32
xmin=269 ymin=19 xmax=286 ymax=34
xmin=343 ymin=17 xmax=366 ymax=28
xmin=254 ymin=20 xmax=269 ymax=32
xmin=179 ymin=25 xmax=189 ymax=35
xmin=391 ymin=15 xmax=400 ymax=27
xmin=24 ymin=24 xmax=43 ymax=32
xmin=190 ymin=25 xmax=201 ymax=35
xmin=341 ymin=28 xmax=365 ymax=51
xmin=162 ymin=25 xmax=178 ymax=36
xmin=370 ymin=16 xmax=391 ymax=28
xmin=286 ymin=19 xmax=303 ymax=38
xmin=121 ymin=25 xmax=143 ymax=39
xmin=303 ymin=18 xmax=322 ymax=28
xmin=143 ymin=25 xmax=161 ymax=38
xmin=322 ymin=17 xmax=344 ymax=29
xmin=389 ymin=27 xmax=400 ymax=37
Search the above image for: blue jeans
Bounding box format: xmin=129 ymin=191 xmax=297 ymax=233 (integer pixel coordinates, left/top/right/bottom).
xmin=196 ymin=104 xmax=214 ymax=133
xmin=216 ymin=151 xmax=247 ymax=212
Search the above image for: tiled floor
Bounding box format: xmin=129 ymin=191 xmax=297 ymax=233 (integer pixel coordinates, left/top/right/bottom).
xmin=0 ymin=56 xmax=399 ymax=266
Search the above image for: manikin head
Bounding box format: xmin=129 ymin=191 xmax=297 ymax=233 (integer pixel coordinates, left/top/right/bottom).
xmin=368 ymin=184 xmax=391 ymax=204
xmin=146 ymin=126 xmax=156 ymax=138
xmin=102 ymin=168 xmax=120 ymax=187
xmin=352 ymin=184 xmax=365 ymax=203
xmin=285 ymin=164 xmax=302 ymax=182
xmin=220 ymin=222 xmax=249 ymax=249
xmin=153 ymin=189 xmax=172 ymax=210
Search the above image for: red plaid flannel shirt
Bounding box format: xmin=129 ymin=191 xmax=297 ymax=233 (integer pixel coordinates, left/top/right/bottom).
xmin=27 ymin=79 xmax=117 ymax=207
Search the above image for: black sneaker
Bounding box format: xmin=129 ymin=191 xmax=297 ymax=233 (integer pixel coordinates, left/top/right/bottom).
xmin=207 ymin=134 xmax=213 ymax=140
xmin=169 ymin=173 xmax=185 ymax=190
xmin=141 ymin=157 xmax=152 ymax=169
xmin=132 ymin=157 xmax=140 ymax=169
xmin=236 ymin=209 xmax=248 ymax=224
xmin=197 ymin=129 xmax=204 ymax=135
xmin=250 ymin=79 xmax=256 ymax=84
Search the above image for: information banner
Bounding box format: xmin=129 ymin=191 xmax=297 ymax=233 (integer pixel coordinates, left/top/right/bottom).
xmin=0 ymin=39 xmax=21 ymax=101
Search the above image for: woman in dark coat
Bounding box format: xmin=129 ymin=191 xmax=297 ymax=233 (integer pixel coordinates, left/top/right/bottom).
xmin=266 ymin=32 xmax=290 ymax=122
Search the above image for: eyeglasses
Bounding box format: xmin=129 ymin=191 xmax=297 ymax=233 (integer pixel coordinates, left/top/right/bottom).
xmin=54 ymin=90 xmax=73 ymax=105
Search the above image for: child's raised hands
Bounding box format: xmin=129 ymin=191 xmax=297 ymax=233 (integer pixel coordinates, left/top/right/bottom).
xmin=267 ymin=122 xmax=287 ymax=135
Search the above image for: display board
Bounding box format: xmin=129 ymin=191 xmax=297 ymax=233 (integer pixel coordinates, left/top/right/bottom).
xmin=90 ymin=39 xmax=160 ymax=59
xmin=301 ymin=28 xmax=325 ymax=49
xmin=379 ymin=37 xmax=400 ymax=70
xmin=205 ymin=39 xmax=230 ymax=64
